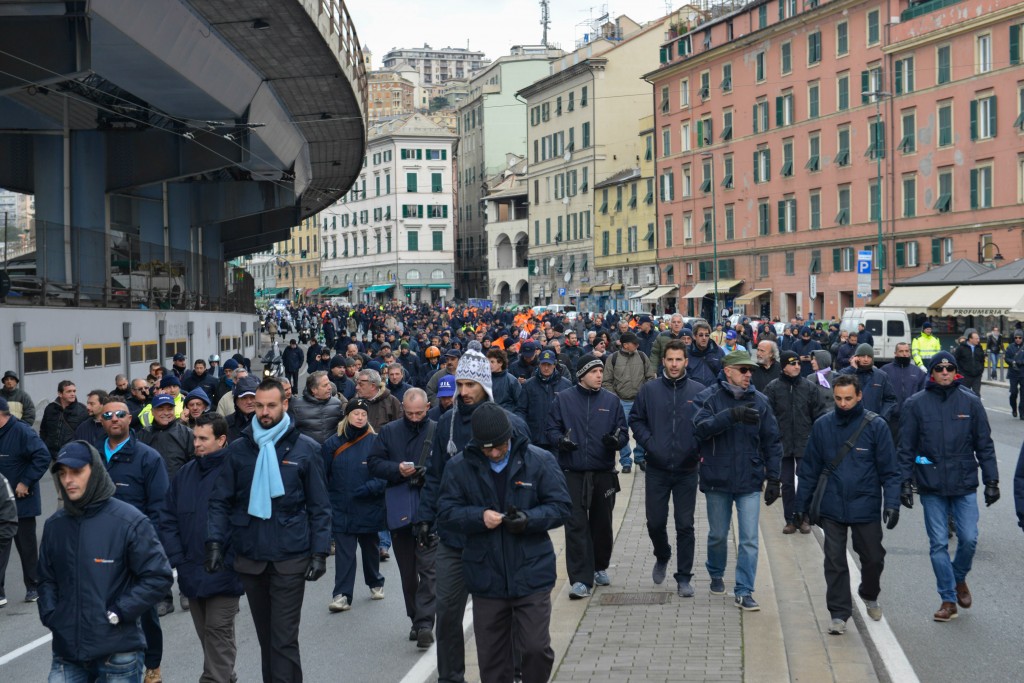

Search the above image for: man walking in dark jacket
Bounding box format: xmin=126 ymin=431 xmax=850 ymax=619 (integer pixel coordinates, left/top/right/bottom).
xmin=547 ymin=354 xmax=628 ymax=599
xmin=629 ymin=340 xmax=704 ymax=597
xmin=437 ymin=403 xmax=571 ymax=683
xmin=795 ymin=374 xmax=901 ymax=634
xmin=39 ymin=380 xmax=89 ymax=459
xmin=39 ymin=441 xmax=172 ymax=682
xmin=838 ymin=345 xmax=898 ymax=425
xmin=693 ymin=350 xmax=784 ymax=611
xmin=158 ymin=413 xmax=243 ymax=682
xmin=953 ymin=329 xmax=986 ymax=396
xmin=687 ymin=322 xmax=725 ymax=386
xmin=765 ymin=351 xmax=827 ymax=534
xmin=523 ymin=351 xmax=572 ymax=451
xmin=1006 ymin=330 xmax=1024 ymax=418
xmin=282 ymin=339 xmax=305 ymax=389
xmin=880 ymin=342 xmax=926 ymax=446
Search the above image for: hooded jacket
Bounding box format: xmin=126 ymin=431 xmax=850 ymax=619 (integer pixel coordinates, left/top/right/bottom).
xmin=629 ymin=373 xmax=704 ymax=472
xmin=292 ymin=391 xmax=345 ymax=445
xmin=364 ymin=387 xmax=403 ymax=432
xmin=764 ymin=372 xmax=828 ymax=458
xmin=837 ymin=365 xmax=898 ymax=423
xmin=686 ymin=340 xmax=726 ymax=386
xmin=39 ymin=447 xmax=172 ymax=662
xmin=0 ymin=416 xmax=50 ymax=517
xmin=436 ymin=429 xmax=571 ymax=600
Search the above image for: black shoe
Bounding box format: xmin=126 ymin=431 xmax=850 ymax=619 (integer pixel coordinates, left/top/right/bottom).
xmin=652 ymin=560 xmax=668 ymax=585
xmin=409 ymin=627 xmax=418 ymax=642
xmin=622 ymin=465 xmax=632 ymax=474
xmin=1013 ymin=409 xmax=1018 ymax=418
xmin=156 ymin=599 xmax=175 ymax=617
xmin=416 ymin=628 xmax=434 ymax=649
xmin=637 ymin=461 xmax=647 ymax=472
xmin=178 ymin=593 xmax=190 ymax=612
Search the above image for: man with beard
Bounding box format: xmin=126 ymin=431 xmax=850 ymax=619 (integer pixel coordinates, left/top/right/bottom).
xmin=207 ymin=378 xmax=331 ymax=682
xmin=880 ymin=342 xmax=926 ymax=446
xmin=74 ymin=390 xmax=110 ymax=446
xmin=838 ymin=345 xmax=897 ymax=426
xmin=385 ymin=363 xmax=414 ymax=402
xmin=752 ymin=340 xmax=781 ymax=393
xmin=687 ymin=322 xmax=726 ymax=386
xmin=650 ymin=314 xmax=686 ymax=374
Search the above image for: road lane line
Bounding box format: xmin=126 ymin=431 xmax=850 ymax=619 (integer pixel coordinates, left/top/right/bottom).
xmin=0 ymin=633 xmax=52 ymax=667
xmin=399 ymin=599 xmax=473 ymax=683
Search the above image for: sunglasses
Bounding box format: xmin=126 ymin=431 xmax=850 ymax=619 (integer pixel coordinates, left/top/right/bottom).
xmin=933 ymin=364 xmax=957 ymax=373
xmin=785 ymin=359 xmax=801 ymax=366
xmin=101 ymin=410 xmax=129 ymax=421
xmin=730 ymin=367 xmax=753 ymax=374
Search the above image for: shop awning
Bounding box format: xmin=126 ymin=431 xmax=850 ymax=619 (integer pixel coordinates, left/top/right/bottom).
xmin=872 ymin=285 xmax=957 ymax=313
xmin=364 ymin=284 xmax=395 ymax=293
xmin=579 ymin=286 xmax=593 ymax=296
xmin=734 ymin=288 xmax=772 ymax=305
xmin=681 ymin=279 xmax=742 ymax=299
xmin=309 ymin=286 xmax=328 ymax=296
xmin=324 ymin=287 xmax=349 ymax=296
xmin=427 ymin=283 xmax=451 ymax=289
xmin=610 ymin=284 xmax=624 ymax=292
xmin=590 ymin=285 xmax=612 ymax=294
xmin=642 ymin=285 xmax=678 ymax=301
xmin=629 ymin=287 xmax=655 ymax=300
xmin=403 ymin=283 xmax=425 ymax=289
xmin=940 ymin=285 xmax=1024 ymax=317
xmin=261 ymin=287 xmax=289 ymax=297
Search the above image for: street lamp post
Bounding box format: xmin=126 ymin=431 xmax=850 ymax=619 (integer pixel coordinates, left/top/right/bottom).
xmin=863 ymin=90 xmax=891 ymax=294
xmin=702 ymin=152 xmax=718 ymax=321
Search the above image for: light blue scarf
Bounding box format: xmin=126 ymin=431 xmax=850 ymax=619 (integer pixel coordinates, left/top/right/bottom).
xmin=248 ymin=413 xmax=291 ymax=519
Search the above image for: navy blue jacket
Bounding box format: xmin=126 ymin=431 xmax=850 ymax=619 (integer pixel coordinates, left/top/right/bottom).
xmin=629 ymin=373 xmax=704 ymax=473
xmin=687 ymin=340 xmax=726 ymax=386
xmin=636 ymin=328 xmax=658 ymax=356
xmin=103 ymin=437 xmax=169 ymax=527
xmin=1014 ymin=442 xmax=1024 ymax=530
xmin=838 ymin=366 xmax=898 ymax=424
xmin=182 ymin=369 xmax=218 ymax=398
xmin=1005 ymin=341 xmax=1024 ymax=379
xmin=879 ymin=361 xmax=926 ymax=421
xmin=321 ymin=431 xmax=386 ymax=534
xmin=38 ymin=497 xmax=172 ymax=662
xmin=437 ymin=430 xmax=571 ymax=599
xmin=159 ymin=450 xmax=244 ymax=599
xmin=208 ymin=422 xmax=332 ymax=561
xmin=282 ymin=345 xmax=305 ymax=374
xmin=0 ymin=417 xmax=50 ymax=517
xmin=898 ymin=380 xmax=998 ymax=496
xmin=386 ymin=380 xmax=413 ymax=403
xmin=367 ymin=416 xmax=435 ymax=486
xmin=398 ymin=352 xmax=422 ymax=383
xmin=835 ymin=342 xmax=858 ymax=370
xmin=427 ymin=403 xmax=451 ymax=422
xmin=693 ymin=377 xmax=783 ymax=494
xmin=546 ymin=384 xmax=628 ymax=472
xmin=523 ymin=372 xmax=572 ymax=447
xmin=796 ymin=405 xmax=901 ymax=523
xmin=764 ymin=373 xmax=827 ymax=458
xmin=791 ymin=337 xmax=822 ymax=377
xmin=416 ymin=399 xmax=528 ymax=549
xmin=492 ymin=371 xmax=528 ymax=419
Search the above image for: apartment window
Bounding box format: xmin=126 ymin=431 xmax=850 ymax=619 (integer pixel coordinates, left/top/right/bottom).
xmin=659 ymin=171 xmax=675 ymax=201
xmin=582 ymin=122 xmax=591 ymax=148
xmin=721 ymin=64 xmax=732 ymax=93
xmin=971 ymin=94 xmax=997 ymax=140
xmin=970 ymin=164 xmax=993 ymax=209
xmin=809 ymin=190 xmax=821 ymax=229
xmin=601 ymin=231 xmax=609 ymax=256
xmin=581 ymin=86 xmax=588 ymax=107
xmin=683 ymin=213 xmax=693 ymax=242
xmin=837 ymin=73 xmax=850 ymax=111
xmin=833 ymin=247 xmax=855 ymax=272
xmin=781 ymin=139 xmax=794 ymax=177
xmin=645 ymin=178 xmax=653 ymax=204
xmin=785 ymin=252 xmax=795 ymax=275
xmin=660 ymin=86 xmax=670 ymax=114
xmin=664 ymin=215 xmax=673 ymax=247
xmin=837 ymin=21 xmax=849 ymax=56
xmin=662 ymin=128 xmax=672 ymax=157
xmin=600 ymin=188 xmax=609 ymax=214
xmin=836 ymin=185 xmax=851 ymax=225
xmin=809 ymin=250 xmax=822 ymax=275
xmin=935 ymin=168 xmax=953 ymax=212
xmin=697 ymin=117 xmax=713 ymax=147
xmin=899 ymin=110 xmax=916 ymax=153
xmin=616 ymin=228 xmax=622 ymax=254
xmin=869 ymin=178 xmax=882 ymax=222
xmin=699 ymin=71 xmax=711 ymax=101
xmin=862 ymin=65 xmax=883 ymax=104
xmin=758 ymin=3 xmax=768 ymax=28
xmin=867 ymin=117 xmax=885 ymax=159
xmin=546 ymin=218 xmax=551 ymax=243
xmin=682 ymin=165 xmax=692 ymax=197
xmin=1012 ymin=23 xmax=1024 ymax=65
xmin=895 ymin=56 xmax=915 ymax=94
xmin=938 ymin=101 xmax=953 ymax=147
xmin=867 ymin=9 xmax=880 ymax=46
xmin=977 ymin=34 xmax=992 ymax=73
xmin=541 ymin=103 xmax=549 ymax=121
xmin=615 ymin=186 xmax=623 ymax=212
xmin=756 ymin=52 xmax=766 ymax=82
xmin=808 ymin=31 xmax=822 ymax=65
xmin=431 ymin=172 xmax=443 ymax=192
xmin=778 ymin=197 xmax=797 ymax=233
xmin=1020 ymin=155 xmax=1024 ymax=203
xmin=679 ymin=78 xmax=689 ymax=108
xmin=700 ymin=159 xmax=712 ymax=193
xmin=701 ymin=210 xmax=712 ymax=243
xmin=406 ymin=172 xmax=418 ymax=192
xmin=937 ymin=45 xmax=951 ymax=84
xmin=725 ymin=205 xmax=735 ymax=240
xmin=902 ymin=174 xmax=917 ymax=217
xmin=645 ymin=135 xmax=653 ymax=161
xmin=680 ymin=121 xmax=691 ymax=151
xmin=758 ymin=199 xmax=771 ymax=235
xmin=754 ymin=146 xmax=771 ymax=183
xmin=808 ymin=82 xmax=820 ymax=119
xmin=753 ymin=100 xmax=769 ymax=134
xmin=432 ymin=231 xmax=443 ymax=251
xmin=931 ymin=237 xmax=953 ymax=264
xmin=806 ymin=133 xmax=820 ymax=172
xmin=722 ymin=154 xmax=734 ymax=189
xmin=568 ymin=91 xmax=575 ymax=112
xmin=556 ymin=96 xmax=562 ymax=116
xmin=721 ymin=110 xmax=733 ymax=141
xmin=407 ymin=230 xmax=419 ymax=252
xmin=896 ymin=241 xmax=919 ymax=267
xmin=836 ymin=127 xmax=851 ymax=166
xmin=759 ymin=255 xmax=770 ymax=278
xmin=776 ymin=92 xmax=794 ymax=127
xmin=781 ymin=42 xmax=792 ymax=75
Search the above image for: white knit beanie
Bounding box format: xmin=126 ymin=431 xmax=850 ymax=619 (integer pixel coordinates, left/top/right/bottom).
xmin=456 ymin=341 xmax=493 ymax=401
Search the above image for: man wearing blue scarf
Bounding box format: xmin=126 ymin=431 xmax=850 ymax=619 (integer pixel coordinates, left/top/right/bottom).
xmin=207 ymin=377 xmax=331 ymax=683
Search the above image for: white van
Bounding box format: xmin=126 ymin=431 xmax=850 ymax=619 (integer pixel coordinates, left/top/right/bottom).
xmin=840 ymin=308 xmax=911 ymax=364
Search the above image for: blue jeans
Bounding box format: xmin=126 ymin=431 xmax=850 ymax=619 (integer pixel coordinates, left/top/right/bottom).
xmin=704 ymin=491 xmax=761 ymax=597
xmin=920 ymin=493 xmax=979 ymax=602
xmin=49 ymin=652 xmax=144 ymax=682
xmin=378 ymin=529 xmax=392 ymax=551
xmin=988 ymin=351 xmax=1000 ymax=378
xmin=618 ymin=400 xmax=645 ymax=467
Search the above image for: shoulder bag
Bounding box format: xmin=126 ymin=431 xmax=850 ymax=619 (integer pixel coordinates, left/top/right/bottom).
xmin=808 ymin=412 xmax=876 ymax=526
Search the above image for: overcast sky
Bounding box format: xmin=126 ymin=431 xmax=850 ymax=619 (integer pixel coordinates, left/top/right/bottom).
xmin=348 ymin=0 xmax=676 ymax=65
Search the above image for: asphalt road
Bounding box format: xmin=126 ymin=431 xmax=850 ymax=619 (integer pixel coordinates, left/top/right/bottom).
xmin=876 ymin=385 xmax=1024 ymax=683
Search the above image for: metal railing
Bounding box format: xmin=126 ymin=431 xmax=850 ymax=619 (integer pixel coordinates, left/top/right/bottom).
xmin=315 ymin=0 xmax=368 ymax=122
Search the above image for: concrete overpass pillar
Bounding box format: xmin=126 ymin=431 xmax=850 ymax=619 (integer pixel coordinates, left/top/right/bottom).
xmin=202 ymin=222 xmax=224 ymax=299
xmin=70 ymin=131 xmax=107 ymax=297
xmin=167 ymin=184 xmax=194 ymax=290
xmin=32 ymin=135 xmax=66 ymax=282
xmin=136 ymin=186 xmax=164 ymax=264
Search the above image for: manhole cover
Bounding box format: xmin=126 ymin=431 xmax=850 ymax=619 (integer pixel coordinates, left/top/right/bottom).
xmin=598 ymin=592 xmax=671 ymax=606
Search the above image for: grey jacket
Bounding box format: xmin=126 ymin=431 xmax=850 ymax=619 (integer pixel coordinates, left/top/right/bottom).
xmin=601 ymin=350 xmax=655 ymax=401
xmin=291 ymin=391 xmax=345 ymax=445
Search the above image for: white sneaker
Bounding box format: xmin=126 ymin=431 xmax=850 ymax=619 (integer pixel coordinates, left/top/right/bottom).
xmin=328 ymin=595 xmax=350 ymax=612
xmin=370 ymin=586 xmax=385 ymax=600
xmin=828 ymin=618 xmax=846 ymax=635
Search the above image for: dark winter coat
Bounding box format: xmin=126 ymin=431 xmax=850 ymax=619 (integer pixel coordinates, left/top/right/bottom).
xmin=523 ymin=372 xmax=572 ymax=447
xmin=39 ymin=400 xmax=90 ymax=458
xmin=282 ymin=345 xmax=305 ymax=374
xmin=0 ymin=385 xmax=35 ymax=425
xmin=226 ymin=409 xmax=254 ymax=443
xmin=491 ymin=371 xmax=527 ymax=418
xmin=104 ymin=437 xmax=170 ymax=526
xmin=291 ymin=391 xmax=345 ymax=445
xmin=879 ymin=361 xmax=926 ymax=422
xmin=764 ymin=373 xmax=827 ymax=458
xmin=686 ymin=340 xmax=726 ymax=386
xmin=365 ymin=388 xmax=403 ymax=431
xmin=791 ymin=337 xmax=822 ymax=377
xmin=837 ymin=366 xmax=897 ymax=423
xmin=629 ymin=373 xmax=704 ymax=473
xmin=181 ymin=370 xmax=218 ymax=398
xmin=322 ymin=431 xmax=387 ymax=534
xmin=0 ymin=417 xmax=50 ymax=517
xmin=137 ymin=420 xmax=195 ymax=480
xmin=546 ymin=384 xmax=628 ymax=472
xmin=953 ymin=342 xmax=986 ymax=380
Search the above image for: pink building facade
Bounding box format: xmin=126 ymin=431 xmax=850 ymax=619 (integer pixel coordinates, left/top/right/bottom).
xmin=649 ymin=0 xmax=1024 ymax=321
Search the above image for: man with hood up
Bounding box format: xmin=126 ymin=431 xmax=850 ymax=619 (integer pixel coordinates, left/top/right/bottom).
xmin=38 ymin=441 xmax=172 ymax=681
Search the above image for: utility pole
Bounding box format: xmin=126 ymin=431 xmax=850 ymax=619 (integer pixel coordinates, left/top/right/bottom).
xmin=540 ymin=0 xmax=551 ymax=46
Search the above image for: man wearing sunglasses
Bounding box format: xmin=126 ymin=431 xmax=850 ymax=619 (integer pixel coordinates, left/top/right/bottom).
xmin=897 ymin=351 xmax=998 ymax=622
xmin=100 ymin=400 xmax=171 ymax=682
xmin=693 ymin=350 xmax=783 ymax=611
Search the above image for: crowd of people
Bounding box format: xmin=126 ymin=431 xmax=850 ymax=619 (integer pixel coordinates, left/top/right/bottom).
xmin=1 ymin=300 xmax=1023 ymax=682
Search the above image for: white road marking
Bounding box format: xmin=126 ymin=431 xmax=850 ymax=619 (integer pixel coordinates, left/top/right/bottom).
xmin=0 ymin=633 xmax=52 ymax=667
xmin=399 ymin=598 xmax=473 ymax=683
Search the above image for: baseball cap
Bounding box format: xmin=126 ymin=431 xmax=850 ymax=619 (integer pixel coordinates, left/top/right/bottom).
xmin=538 ymin=349 xmax=557 ymax=365
xmin=151 ymin=394 xmax=175 ymax=409
xmin=222 ymin=358 xmax=240 ymax=370
xmin=721 ymin=350 xmax=757 ymax=367
xmin=233 ymin=376 xmax=259 ymax=398
xmin=725 ymin=330 xmax=737 ymax=340
xmin=437 ymin=374 xmax=457 ymax=398
xmin=444 ymin=348 xmax=462 ymax=359
xmin=53 ymin=441 xmax=94 ymax=471
xmin=520 ymin=341 xmax=540 ymax=355
xmin=173 ymin=353 xmax=186 ymax=361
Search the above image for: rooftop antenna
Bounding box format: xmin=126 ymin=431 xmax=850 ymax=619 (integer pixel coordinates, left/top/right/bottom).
xmin=540 ymin=0 xmax=551 ymax=47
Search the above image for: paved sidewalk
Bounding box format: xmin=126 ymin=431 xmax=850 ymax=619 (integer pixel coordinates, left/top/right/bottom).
xmin=544 ymin=471 xmax=879 ymax=683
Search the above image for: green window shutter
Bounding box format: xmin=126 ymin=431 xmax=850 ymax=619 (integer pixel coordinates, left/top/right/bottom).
xmin=970 ymin=100 xmax=978 ymax=140
xmin=833 ymin=248 xmax=841 ymax=272
xmin=861 ymin=71 xmax=869 ymax=104
xmin=752 ymin=104 xmax=758 ymax=134
xmin=989 ymin=96 xmax=998 ymax=137
xmin=696 ymin=119 xmax=703 ymax=148
xmin=764 ymin=149 xmax=771 ymax=182
xmin=1011 ymin=25 xmax=1021 ymax=65
xmin=894 ymin=61 xmax=903 ymax=95
xmin=970 ymin=168 xmax=979 ymax=209
xmin=441 ymin=150 xmax=447 ymax=160
xmin=777 ymin=201 xmax=786 ymax=233
xmin=753 ymin=151 xmax=760 ymax=183
xmin=931 ymin=238 xmax=941 ymax=264
xmin=895 ymin=242 xmax=905 ymax=267
xmin=432 ymin=172 xmax=443 ymax=192
xmin=407 ymin=172 xmax=417 ymax=192
xmin=775 ymin=96 xmax=783 ymax=126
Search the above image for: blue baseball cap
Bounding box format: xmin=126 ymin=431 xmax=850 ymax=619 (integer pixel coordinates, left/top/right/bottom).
xmin=437 ymin=374 xmax=457 ymax=398
xmin=538 ymin=349 xmax=557 ymax=365
xmin=521 ymin=341 xmax=540 ymax=355
xmin=151 ymin=394 xmax=175 ymax=409
xmin=52 ymin=441 xmax=94 ymax=471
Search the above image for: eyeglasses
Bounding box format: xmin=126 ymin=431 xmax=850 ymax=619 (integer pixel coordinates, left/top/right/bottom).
xmin=933 ymin=364 xmax=957 ymax=374
xmin=730 ymin=367 xmax=753 ymax=374
xmin=101 ymin=410 xmax=129 ymax=421
xmin=785 ymin=360 xmax=801 ymax=366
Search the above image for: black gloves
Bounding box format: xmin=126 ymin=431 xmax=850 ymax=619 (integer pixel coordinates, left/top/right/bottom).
xmin=730 ymin=406 xmax=760 ymax=425
xmin=408 ymin=466 xmax=427 ymax=489
xmin=504 ymin=506 xmax=529 ymax=534
xmin=414 ymin=521 xmax=433 ymax=546
xmin=204 ymin=542 xmax=224 ymax=573
xmin=557 ymin=435 xmax=578 ymax=453
xmin=601 ymin=431 xmax=620 ymax=450
xmin=883 ymin=508 xmax=899 ymax=530
xmin=984 ymin=481 xmax=1000 ymax=507
xmin=764 ymin=479 xmax=781 ymax=506
xmin=304 ymin=554 xmax=327 ymax=582
xmin=900 ymin=482 xmax=914 ymax=509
